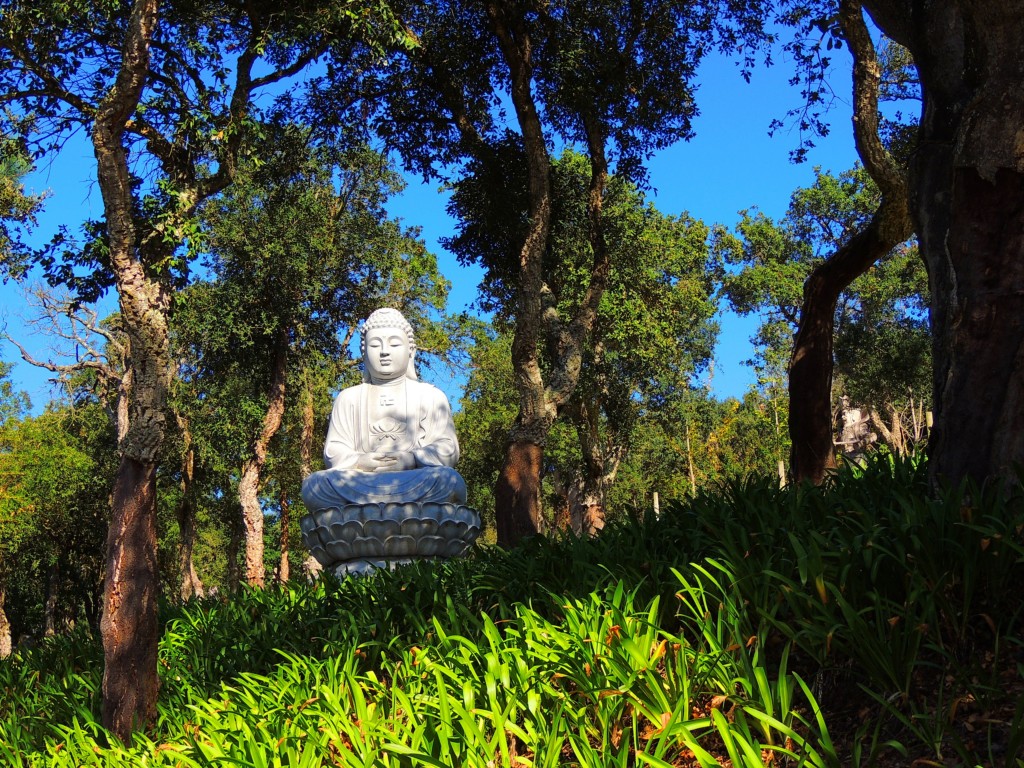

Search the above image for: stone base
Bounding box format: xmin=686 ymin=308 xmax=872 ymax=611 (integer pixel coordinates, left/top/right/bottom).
xmin=300 ymin=501 xmax=481 ymax=576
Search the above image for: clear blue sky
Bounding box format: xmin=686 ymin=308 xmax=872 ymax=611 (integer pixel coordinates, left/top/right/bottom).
xmin=1 ymin=45 xmax=857 ymax=410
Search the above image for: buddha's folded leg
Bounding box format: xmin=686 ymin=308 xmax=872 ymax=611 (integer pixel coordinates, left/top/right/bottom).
xmin=301 ymin=466 xmax=467 ymax=509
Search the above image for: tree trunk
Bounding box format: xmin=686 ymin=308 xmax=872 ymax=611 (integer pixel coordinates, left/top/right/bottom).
xmin=485 ymin=2 xmax=554 ymax=545
xmin=789 ymin=0 xmax=911 ymax=484
xmin=482 ymin=5 xmax=614 ymax=545
xmin=175 ymin=414 xmax=204 ymax=602
xmin=933 ymin=168 xmax=1024 ymax=484
xmin=91 ymin=0 xmax=163 ymax=743
xmin=0 ymin=588 xmax=11 ymax=659
xmin=861 ymin=0 xmax=1024 ymax=491
xmin=495 ymin=440 xmax=546 ymax=544
xmin=278 ymin=490 xmax=291 ymax=584
xmin=101 ymin=456 xmax=160 ymax=741
xmin=568 ymin=397 xmax=624 ymax=537
xmin=238 ymin=328 xmax=289 ymax=588
xmin=569 ymin=479 xmax=608 ymax=537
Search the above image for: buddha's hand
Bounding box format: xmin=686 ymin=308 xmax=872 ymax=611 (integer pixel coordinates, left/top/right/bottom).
xmin=355 ymin=452 xmax=417 ymax=472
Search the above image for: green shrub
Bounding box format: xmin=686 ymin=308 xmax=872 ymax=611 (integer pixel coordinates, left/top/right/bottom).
xmin=1 ymin=453 xmax=1021 ymax=766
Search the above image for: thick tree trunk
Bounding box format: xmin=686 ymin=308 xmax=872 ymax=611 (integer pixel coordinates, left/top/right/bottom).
xmin=495 ymin=441 xmax=545 ymax=544
xmin=0 ymin=588 xmax=11 ymax=659
xmin=568 ymin=396 xmax=624 ymax=537
xmin=485 ymin=3 xmax=554 ymax=545
xmin=862 ymin=0 xmax=1024 ymax=491
xmin=101 ymin=456 xmax=160 ymax=741
xmin=789 ymin=219 xmax=905 ymax=483
xmin=238 ymin=328 xmax=289 ymax=588
xmin=932 ymin=169 xmax=1024 ymax=485
xmin=237 ymin=463 xmax=266 ymax=587
xmin=91 ymin=0 xmax=163 ymax=743
xmin=568 ymin=480 xmax=607 ymax=537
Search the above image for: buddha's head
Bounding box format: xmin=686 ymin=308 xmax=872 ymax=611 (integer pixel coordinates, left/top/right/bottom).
xmin=360 ymin=308 xmax=418 ymax=383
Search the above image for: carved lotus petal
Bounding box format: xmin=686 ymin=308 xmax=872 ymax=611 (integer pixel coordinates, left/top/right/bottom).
xmin=401 ymin=518 xmax=439 ymax=539
xmin=437 ymin=520 xmax=470 ymax=540
xmin=328 ymin=520 xmax=362 ymax=544
xmin=325 ymin=540 xmax=353 ymax=562
xmin=299 ymin=515 xmax=318 ymax=536
xmin=302 ymin=500 xmax=482 ymax=572
xmin=354 ymin=536 xmax=383 ymax=558
xmin=307 ymin=544 xmax=330 ymax=567
xmin=378 ymin=502 xmax=413 ymax=523
xmin=363 ymin=518 xmax=401 ymax=542
xmin=415 ymin=535 xmax=445 ymax=557
xmin=382 ymin=535 xmax=417 ymax=557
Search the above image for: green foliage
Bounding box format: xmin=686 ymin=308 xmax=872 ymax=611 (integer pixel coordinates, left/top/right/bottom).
xmin=450 ymin=153 xmax=719 ymax=522
xmin=0 ymin=135 xmax=42 ymax=269
xmin=0 ymin=401 xmax=114 ymax=639
xmin=0 ymin=0 xmax=404 ymax=300
xmin=0 ymin=361 xmax=29 ymax=427
xmin=715 ymin=165 xmax=931 ymax=452
xmin=2 ymin=455 xmax=1021 ymax=765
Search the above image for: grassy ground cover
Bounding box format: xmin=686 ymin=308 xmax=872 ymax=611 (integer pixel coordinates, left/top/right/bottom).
xmin=1 ymin=455 xmax=1022 ymax=766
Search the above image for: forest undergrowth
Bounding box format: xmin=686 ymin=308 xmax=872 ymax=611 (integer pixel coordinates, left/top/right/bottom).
xmin=1 ymin=454 xmax=1022 ymax=767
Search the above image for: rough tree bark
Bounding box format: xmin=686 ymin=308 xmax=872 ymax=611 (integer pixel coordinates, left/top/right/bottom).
xmin=788 ymin=0 xmax=912 ymax=484
xmin=860 ymin=0 xmax=1024 ymax=491
xmin=91 ymin=0 xmax=164 ymax=742
xmin=238 ymin=327 xmax=289 ymax=588
xmin=174 ymin=412 xmax=204 ymax=602
xmin=488 ymin=7 xmax=612 ymax=542
xmin=487 ymin=1 xmax=556 ymax=545
xmin=567 ymin=393 xmax=625 ymax=537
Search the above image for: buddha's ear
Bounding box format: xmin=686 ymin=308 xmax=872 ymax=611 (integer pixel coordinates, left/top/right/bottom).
xmin=406 ymin=350 xmax=419 ymax=380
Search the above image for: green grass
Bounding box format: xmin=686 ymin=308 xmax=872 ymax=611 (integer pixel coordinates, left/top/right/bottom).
xmin=1 ymin=454 xmax=1022 ymax=766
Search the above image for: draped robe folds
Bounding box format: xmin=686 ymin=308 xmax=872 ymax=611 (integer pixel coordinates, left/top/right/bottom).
xmin=301 ymin=380 xmax=467 ymax=508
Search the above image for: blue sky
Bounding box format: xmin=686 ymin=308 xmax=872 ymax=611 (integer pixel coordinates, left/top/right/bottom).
xmin=1 ymin=45 xmax=858 ymax=411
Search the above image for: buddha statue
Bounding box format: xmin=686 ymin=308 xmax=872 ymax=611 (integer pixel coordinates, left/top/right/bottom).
xmin=299 ymin=308 xmax=479 ymax=576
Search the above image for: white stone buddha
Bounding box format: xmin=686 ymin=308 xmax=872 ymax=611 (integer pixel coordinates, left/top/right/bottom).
xmin=300 ymin=308 xmax=467 ymax=509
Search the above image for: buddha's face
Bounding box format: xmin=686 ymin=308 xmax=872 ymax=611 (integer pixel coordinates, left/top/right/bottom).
xmin=364 ymin=326 xmax=412 ymax=383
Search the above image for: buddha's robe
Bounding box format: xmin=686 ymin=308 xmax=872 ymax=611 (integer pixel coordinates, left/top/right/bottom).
xmin=301 ymin=379 xmax=467 ymax=508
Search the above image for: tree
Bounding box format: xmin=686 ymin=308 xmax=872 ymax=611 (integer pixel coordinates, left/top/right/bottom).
xmin=717 ymin=163 xmax=926 ymax=474
xmin=449 ymin=150 xmax=716 ymax=533
xmin=784 ymin=0 xmax=913 ymax=483
xmin=850 ymin=0 xmax=1024 ymax=490
xmin=376 ymin=0 xmax=770 ymax=544
xmin=0 ymin=401 xmax=115 ymax=654
xmin=0 ymin=0 xmax=400 ymax=738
